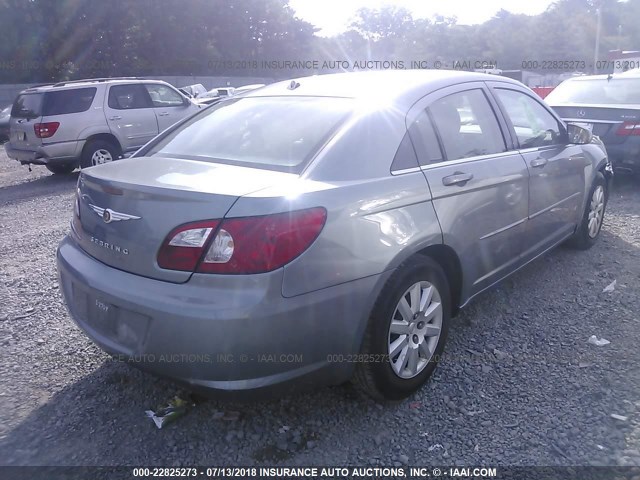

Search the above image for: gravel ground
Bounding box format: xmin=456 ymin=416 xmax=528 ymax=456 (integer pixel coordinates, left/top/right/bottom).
xmin=1 ymin=146 xmax=640 ymax=469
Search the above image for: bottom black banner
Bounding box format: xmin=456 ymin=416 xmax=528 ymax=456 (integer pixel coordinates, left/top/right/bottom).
xmin=1 ymin=466 xmax=640 ymax=480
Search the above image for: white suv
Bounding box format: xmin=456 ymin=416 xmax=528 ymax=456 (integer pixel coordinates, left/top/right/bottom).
xmin=6 ymin=77 xmax=201 ymax=174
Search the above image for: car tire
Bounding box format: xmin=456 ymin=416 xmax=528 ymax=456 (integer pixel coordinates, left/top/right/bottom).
xmin=45 ymin=164 xmax=76 ymax=175
xmin=353 ymin=255 xmax=451 ymax=401
xmin=567 ymin=172 xmax=608 ymax=250
xmin=81 ymin=140 xmax=120 ymax=168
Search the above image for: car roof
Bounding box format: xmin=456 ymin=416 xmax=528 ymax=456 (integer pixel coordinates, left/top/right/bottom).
xmin=562 ymin=71 xmax=640 ymax=82
xmin=20 ymin=78 xmax=169 ymax=94
xmin=244 ymin=70 xmax=524 ymax=106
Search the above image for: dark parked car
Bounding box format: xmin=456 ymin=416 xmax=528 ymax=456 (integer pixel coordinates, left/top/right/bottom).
xmin=0 ymin=104 xmax=10 ymax=143
xmin=546 ymin=71 xmax=640 ymax=174
xmin=57 ymin=70 xmax=610 ymax=400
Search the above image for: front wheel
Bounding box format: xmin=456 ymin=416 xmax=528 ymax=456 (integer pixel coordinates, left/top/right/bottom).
xmin=567 ymin=172 xmax=608 ymax=250
xmin=353 ymin=256 xmax=451 ymax=401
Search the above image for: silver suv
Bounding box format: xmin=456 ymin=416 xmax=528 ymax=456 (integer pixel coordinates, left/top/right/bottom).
xmin=6 ymin=77 xmax=200 ymax=174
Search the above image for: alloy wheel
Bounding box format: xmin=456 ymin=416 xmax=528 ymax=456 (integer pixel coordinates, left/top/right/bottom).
xmin=587 ymin=185 xmax=605 ymax=238
xmin=91 ymin=149 xmax=113 ymax=166
xmin=387 ymin=281 xmax=443 ymax=379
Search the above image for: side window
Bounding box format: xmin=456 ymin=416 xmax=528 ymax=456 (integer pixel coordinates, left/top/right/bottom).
xmin=495 ymin=89 xmax=563 ymax=148
xmin=391 ymin=132 xmax=420 ymax=172
xmin=42 ymin=87 xmax=96 ymax=116
xmin=428 ymin=89 xmax=506 ymax=161
xmin=108 ymin=84 xmax=152 ymax=110
xmin=144 ymin=84 xmax=185 ymax=107
xmin=408 ymin=110 xmax=444 ymax=166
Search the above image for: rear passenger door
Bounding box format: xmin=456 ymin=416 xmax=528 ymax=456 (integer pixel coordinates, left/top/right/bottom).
xmin=488 ymin=84 xmax=587 ymax=254
xmin=408 ymin=83 xmax=530 ymax=300
xmin=144 ymin=83 xmax=194 ymax=132
xmin=104 ymin=84 xmax=159 ymax=152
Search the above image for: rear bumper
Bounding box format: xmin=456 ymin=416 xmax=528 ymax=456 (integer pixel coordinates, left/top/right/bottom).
xmin=56 ymin=235 xmax=385 ymax=398
xmin=5 ymin=140 xmax=84 ymax=166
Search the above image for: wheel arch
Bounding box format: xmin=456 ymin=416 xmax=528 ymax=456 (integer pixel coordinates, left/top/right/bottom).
xmin=415 ymin=244 xmax=464 ymax=317
xmin=83 ymin=133 xmax=122 ymax=157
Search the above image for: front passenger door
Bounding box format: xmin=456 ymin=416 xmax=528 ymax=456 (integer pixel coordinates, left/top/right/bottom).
xmin=490 ymin=86 xmax=587 ymax=255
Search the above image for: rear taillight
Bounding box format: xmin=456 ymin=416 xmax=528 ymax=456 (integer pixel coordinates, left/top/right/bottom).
xmin=34 ymin=122 xmax=60 ymax=138
xmin=157 ymin=221 xmax=220 ymax=271
xmin=157 ymin=208 xmax=327 ymax=274
xmin=616 ymin=121 xmax=640 ymax=136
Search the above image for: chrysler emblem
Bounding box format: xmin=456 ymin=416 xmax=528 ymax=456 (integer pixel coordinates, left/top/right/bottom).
xmin=88 ymin=204 xmax=141 ymax=223
xmin=577 ymin=109 xmax=586 ymax=118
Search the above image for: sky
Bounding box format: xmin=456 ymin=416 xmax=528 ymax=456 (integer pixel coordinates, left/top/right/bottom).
xmin=289 ymin=0 xmax=557 ymax=36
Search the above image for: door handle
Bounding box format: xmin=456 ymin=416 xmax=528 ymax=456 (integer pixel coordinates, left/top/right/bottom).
xmin=442 ymin=172 xmax=474 ymax=187
xmin=158 ymin=112 xmax=169 ymax=117
xmin=109 ymin=116 xmax=122 ymax=121
xmin=530 ymin=157 xmax=548 ymax=168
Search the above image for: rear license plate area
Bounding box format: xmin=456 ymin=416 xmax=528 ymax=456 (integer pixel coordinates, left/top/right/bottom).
xmin=72 ymin=283 xmax=150 ymax=350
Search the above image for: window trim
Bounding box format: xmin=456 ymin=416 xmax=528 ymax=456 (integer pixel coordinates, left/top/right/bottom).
xmin=488 ymin=84 xmax=568 ymax=150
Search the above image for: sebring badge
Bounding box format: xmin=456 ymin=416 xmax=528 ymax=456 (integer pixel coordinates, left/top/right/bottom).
xmin=88 ymin=204 xmax=141 ymax=224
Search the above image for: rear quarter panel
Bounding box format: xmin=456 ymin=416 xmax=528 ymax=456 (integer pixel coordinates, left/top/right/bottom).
xmin=227 ymin=106 xmax=443 ymax=298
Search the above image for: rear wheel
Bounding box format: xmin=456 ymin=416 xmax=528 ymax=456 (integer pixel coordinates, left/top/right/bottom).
xmin=45 ymin=163 xmax=76 ymax=175
xmin=353 ymin=256 xmax=451 ymax=401
xmin=81 ymin=140 xmax=119 ymax=168
xmin=567 ymin=172 xmax=608 ymax=250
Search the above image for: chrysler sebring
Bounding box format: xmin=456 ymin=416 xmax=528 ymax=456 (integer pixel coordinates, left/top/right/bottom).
xmin=57 ymin=70 xmax=611 ymax=400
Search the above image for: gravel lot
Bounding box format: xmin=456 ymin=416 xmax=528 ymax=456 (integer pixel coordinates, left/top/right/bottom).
xmin=1 ymin=146 xmax=639 ymax=469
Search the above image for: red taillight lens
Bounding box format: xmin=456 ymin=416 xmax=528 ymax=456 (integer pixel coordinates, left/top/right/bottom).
xmin=156 ymin=208 xmax=327 ymax=274
xmin=34 ymin=122 xmax=60 ymax=138
xmin=616 ymin=121 xmax=640 ymax=136
xmin=198 ymin=208 xmax=327 ymax=274
xmin=157 ymin=220 xmax=220 ymax=271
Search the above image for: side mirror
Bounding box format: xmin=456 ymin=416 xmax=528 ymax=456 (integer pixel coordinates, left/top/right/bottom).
xmin=567 ymin=123 xmax=593 ymax=145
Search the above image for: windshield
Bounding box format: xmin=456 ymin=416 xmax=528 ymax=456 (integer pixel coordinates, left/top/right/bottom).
xmin=546 ymin=78 xmax=640 ymax=105
xmin=11 ymin=93 xmax=43 ymax=118
xmin=147 ymin=96 xmax=353 ymax=172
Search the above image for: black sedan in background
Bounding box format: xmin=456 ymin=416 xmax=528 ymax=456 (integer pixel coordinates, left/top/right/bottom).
xmin=546 ymin=71 xmax=640 ymax=174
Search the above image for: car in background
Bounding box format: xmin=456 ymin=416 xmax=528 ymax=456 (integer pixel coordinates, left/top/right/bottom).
xmin=0 ymin=104 xmax=10 ymax=143
xmin=198 ymin=86 xmax=236 ymax=102
xmin=178 ymin=83 xmax=207 ymax=99
xmin=234 ymin=83 xmax=265 ymax=95
xmin=546 ymin=71 xmax=640 ymax=174
xmin=5 ymin=77 xmax=200 ymax=174
xmin=57 ymin=70 xmax=610 ymax=400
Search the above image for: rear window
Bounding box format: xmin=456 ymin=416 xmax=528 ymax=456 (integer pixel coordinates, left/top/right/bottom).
xmin=146 ymin=97 xmax=353 ymax=172
xmin=546 ymin=78 xmax=640 ymax=105
xmin=42 ymin=87 xmax=97 ymax=116
xmin=11 ymin=94 xmax=43 ymax=119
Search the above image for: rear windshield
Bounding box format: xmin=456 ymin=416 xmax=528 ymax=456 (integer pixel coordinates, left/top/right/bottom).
xmin=146 ymin=96 xmax=353 ymax=172
xmin=11 ymin=93 xmax=43 ymax=119
xmin=546 ymin=78 xmax=640 ymax=105
xmin=42 ymin=87 xmax=97 ymax=116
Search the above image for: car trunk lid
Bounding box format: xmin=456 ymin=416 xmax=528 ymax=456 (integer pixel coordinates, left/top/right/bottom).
xmin=551 ymin=104 xmax=640 ymax=145
xmin=76 ymin=156 xmax=298 ymax=282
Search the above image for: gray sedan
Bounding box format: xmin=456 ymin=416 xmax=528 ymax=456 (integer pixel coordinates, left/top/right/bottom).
xmin=57 ymin=70 xmax=611 ymax=400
